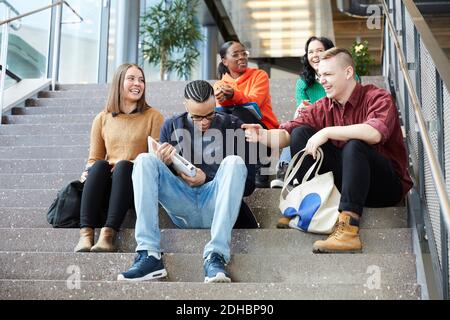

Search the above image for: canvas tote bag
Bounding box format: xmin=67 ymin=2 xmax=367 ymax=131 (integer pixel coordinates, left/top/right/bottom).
xmin=279 ymin=147 xmax=340 ymax=234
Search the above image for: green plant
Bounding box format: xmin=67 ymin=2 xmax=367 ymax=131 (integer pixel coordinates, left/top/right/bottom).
xmin=350 ymin=40 xmax=375 ymax=76
xmin=140 ymin=0 xmax=203 ymax=80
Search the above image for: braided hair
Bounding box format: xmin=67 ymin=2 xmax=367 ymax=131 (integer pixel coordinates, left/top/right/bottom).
xmin=184 ymin=80 xmax=214 ymax=103
xmin=301 ymin=36 xmax=335 ymax=89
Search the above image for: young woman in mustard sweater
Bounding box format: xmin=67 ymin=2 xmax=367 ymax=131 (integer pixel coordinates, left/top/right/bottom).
xmin=74 ymin=63 xmax=164 ymax=253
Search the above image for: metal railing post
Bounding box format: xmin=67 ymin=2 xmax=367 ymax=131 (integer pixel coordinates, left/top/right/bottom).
xmin=51 ymin=3 xmax=62 ymax=91
xmin=0 ymin=6 xmax=11 ymax=121
xmin=436 ymin=74 xmax=449 ymax=299
xmin=401 ymin=2 xmax=409 ymax=131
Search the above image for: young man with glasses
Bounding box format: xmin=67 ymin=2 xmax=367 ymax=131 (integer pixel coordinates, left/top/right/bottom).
xmin=118 ymin=80 xmax=256 ymax=283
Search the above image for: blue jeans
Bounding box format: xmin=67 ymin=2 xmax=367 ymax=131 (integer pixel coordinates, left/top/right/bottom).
xmin=278 ymin=147 xmax=291 ymax=165
xmin=132 ymin=153 xmax=248 ymax=263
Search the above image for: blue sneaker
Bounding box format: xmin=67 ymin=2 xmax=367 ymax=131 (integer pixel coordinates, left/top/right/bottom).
xmin=117 ymin=250 xmax=167 ymax=281
xmin=203 ymin=252 xmax=231 ymax=283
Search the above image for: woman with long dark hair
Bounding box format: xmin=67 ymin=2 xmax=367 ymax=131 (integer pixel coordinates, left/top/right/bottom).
xmin=295 ymin=36 xmax=335 ymax=108
xmin=271 ymin=36 xmax=336 ymax=190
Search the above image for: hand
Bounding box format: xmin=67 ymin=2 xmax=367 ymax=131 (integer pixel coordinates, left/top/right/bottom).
xmin=294 ymin=100 xmax=311 ymax=118
xmin=180 ymin=168 xmax=206 ymax=187
xmin=80 ymin=170 xmax=88 ymax=183
xmin=156 ymin=142 xmax=176 ymax=165
xmin=214 ymin=86 xmax=226 ymax=103
xmin=241 ymin=123 xmax=264 ymax=143
xmin=305 ymin=128 xmax=329 ymax=159
xmin=220 ymin=84 xmax=234 ymax=99
xmin=214 ymin=85 xmax=233 ymax=103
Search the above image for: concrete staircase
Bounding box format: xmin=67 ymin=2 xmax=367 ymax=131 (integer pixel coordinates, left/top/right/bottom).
xmin=0 ymin=77 xmax=421 ymax=300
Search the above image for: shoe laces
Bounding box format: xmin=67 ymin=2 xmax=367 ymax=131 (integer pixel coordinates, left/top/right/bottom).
xmin=133 ymin=251 xmax=148 ymax=265
xmin=328 ymin=221 xmax=346 ymax=240
xmin=206 ymin=253 xmax=226 ymax=268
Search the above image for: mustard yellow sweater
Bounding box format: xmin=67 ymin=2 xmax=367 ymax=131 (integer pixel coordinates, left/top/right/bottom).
xmin=86 ymin=107 xmax=164 ymax=167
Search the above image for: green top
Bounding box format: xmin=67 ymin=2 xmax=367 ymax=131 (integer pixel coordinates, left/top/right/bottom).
xmin=295 ymin=75 xmax=361 ymax=106
xmin=295 ymin=78 xmax=326 ymax=105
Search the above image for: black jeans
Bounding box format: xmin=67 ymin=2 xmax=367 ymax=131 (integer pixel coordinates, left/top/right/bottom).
xmin=80 ymin=160 xmax=134 ymax=230
xmin=223 ymin=108 xmax=271 ymax=170
xmin=289 ymin=126 xmax=403 ymax=216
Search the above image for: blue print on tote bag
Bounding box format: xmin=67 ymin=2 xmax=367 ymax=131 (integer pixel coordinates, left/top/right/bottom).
xmin=283 ymin=193 xmax=321 ymax=231
xmin=279 ymin=147 xmax=340 ymax=234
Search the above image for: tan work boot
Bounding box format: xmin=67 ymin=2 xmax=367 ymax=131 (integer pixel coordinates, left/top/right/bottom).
xmin=91 ymin=227 xmax=118 ymax=252
xmin=276 ymin=216 xmax=291 ymax=229
xmin=74 ymin=227 xmax=94 ymax=252
xmin=313 ymin=213 xmax=362 ymax=253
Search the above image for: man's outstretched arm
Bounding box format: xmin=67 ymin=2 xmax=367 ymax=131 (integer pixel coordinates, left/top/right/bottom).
xmin=241 ymin=124 xmax=291 ymax=150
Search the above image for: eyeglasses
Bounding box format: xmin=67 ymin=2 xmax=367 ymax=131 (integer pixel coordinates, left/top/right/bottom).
xmin=190 ymin=111 xmax=216 ymax=122
xmin=229 ymin=50 xmax=250 ymax=59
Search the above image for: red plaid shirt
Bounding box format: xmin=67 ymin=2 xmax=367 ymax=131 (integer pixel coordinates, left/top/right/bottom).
xmin=280 ymin=83 xmax=413 ymax=195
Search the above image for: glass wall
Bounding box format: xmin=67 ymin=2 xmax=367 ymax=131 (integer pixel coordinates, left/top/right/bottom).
xmin=106 ymin=0 xmax=117 ymax=83
xmin=0 ymin=0 xmax=51 ymax=84
xmin=222 ymin=0 xmax=335 ymax=58
xmin=58 ymin=0 xmax=102 ymax=83
xmin=140 ymin=0 xmax=203 ymax=81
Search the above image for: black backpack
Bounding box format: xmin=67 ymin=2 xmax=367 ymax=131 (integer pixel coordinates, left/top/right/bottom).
xmin=46 ymin=180 xmax=84 ymax=228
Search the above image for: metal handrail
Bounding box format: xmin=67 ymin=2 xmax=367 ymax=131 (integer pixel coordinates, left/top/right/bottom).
xmin=0 ymin=0 xmax=83 ymax=119
xmin=0 ymin=0 xmax=21 ymax=30
xmin=381 ymin=0 xmax=450 ymax=230
xmin=0 ymin=65 xmax=22 ymax=82
xmin=401 ymin=0 xmax=450 ymax=92
xmin=0 ymin=0 xmax=83 ymax=26
xmin=0 ymin=0 xmax=19 ymax=16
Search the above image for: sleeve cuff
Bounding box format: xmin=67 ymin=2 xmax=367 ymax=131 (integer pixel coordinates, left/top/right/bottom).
xmin=365 ymin=119 xmax=389 ymax=144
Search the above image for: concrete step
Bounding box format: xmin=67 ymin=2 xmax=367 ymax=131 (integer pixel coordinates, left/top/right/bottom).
xmin=43 ymin=77 xmax=379 ymax=98
xmin=0 ymin=188 xmax=284 ymax=207
xmin=0 ymin=199 xmax=407 ymax=229
xmin=0 ymin=146 xmax=88 ymax=159
xmin=24 ymin=96 xmax=294 ymax=117
xmin=0 ymin=134 xmax=90 ymax=147
xmin=3 ymin=114 xmax=96 ymax=125
xmin=0 ymin=251 xmax=417 ymax=285
xmin=0 ymin=188 xmax=407 ymax=227
xmin=0 ymin=204 xmax=408 ymax=230
xmin=4 ymin=111 xmax=180 ymax=124
xmin=0 ymin=123 xmax=91 ymax=135
xmin=0 ymin=159 xmax=85 ymax=174
xmin=12 ymin=106 xmax=101 ymax=115
xmin=10 ymin=105 xmax=179 ymax=116
xmin=26 ymin=97 xmax=107 ymax=107
xmin=0 ymin=173 xmax=80 ymax=188
xmin=0 ymin=279 xmax=421 ymax=300
xmin=0 ymin=228 xmax=413 ymax=254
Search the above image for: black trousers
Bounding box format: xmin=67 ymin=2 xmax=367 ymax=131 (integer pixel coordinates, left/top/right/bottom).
xmin=289 ymin=126 xmax=403 ymax=216
xmin=222 ymin=108 xmax=271 ymax=169
xmin=80 ymin=160 xmax=134 ymax=231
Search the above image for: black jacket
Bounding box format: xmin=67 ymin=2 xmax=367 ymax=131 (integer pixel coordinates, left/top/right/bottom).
xmin=159 ymin=112 xmax=256 ymax=197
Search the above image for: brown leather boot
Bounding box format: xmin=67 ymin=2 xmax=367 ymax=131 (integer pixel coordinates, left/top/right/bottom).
xmin=90 ymin=227 xmax=117 ymax=252
xmin=276 ymin=216 xmax=291 ymax=229
xmin=74 ymin=227 xmax=94 ymax=252
xmin=313 ymin=213 xmax=362 ymax=253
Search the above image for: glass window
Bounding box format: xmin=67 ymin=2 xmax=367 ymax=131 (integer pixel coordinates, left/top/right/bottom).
xmin=58 ymin=0 xmax=102 ymax=83
xmin=1 ymin=0 xmax=51 ymax=82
